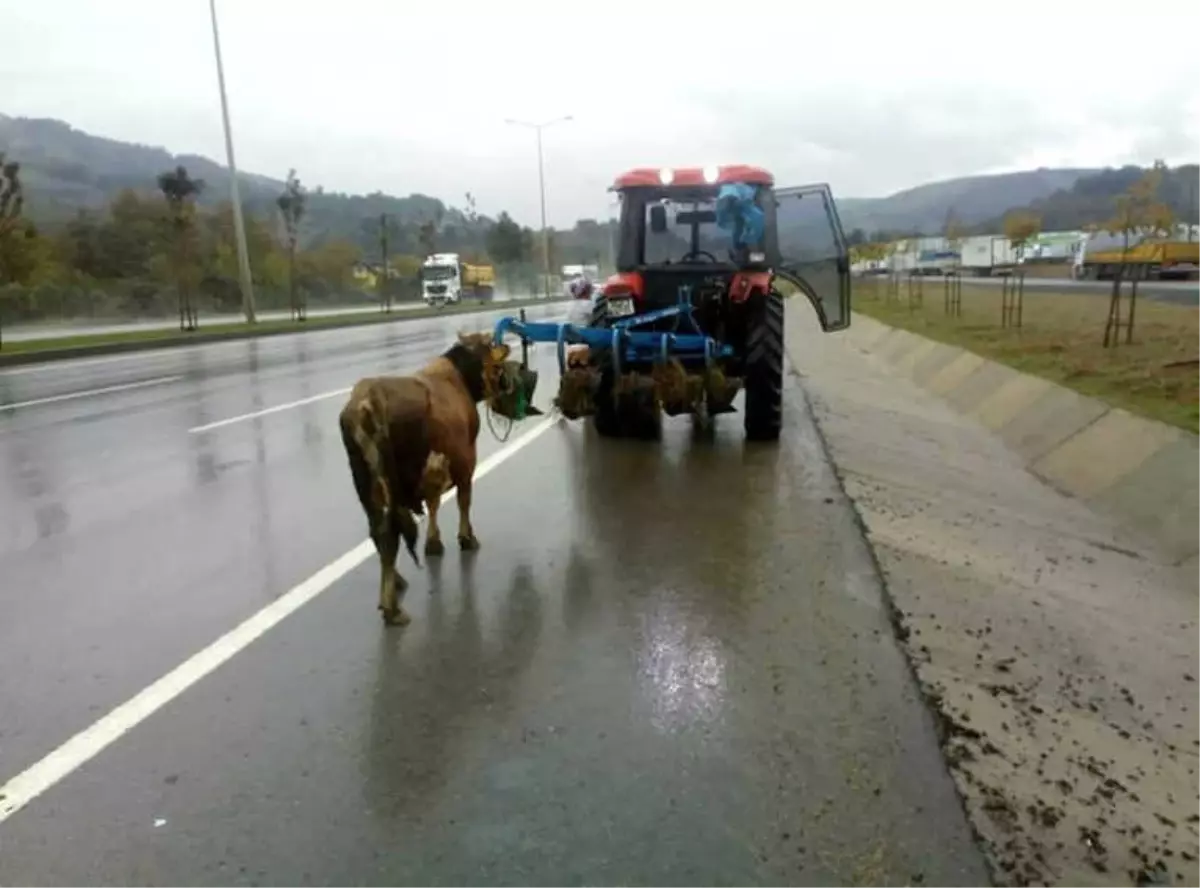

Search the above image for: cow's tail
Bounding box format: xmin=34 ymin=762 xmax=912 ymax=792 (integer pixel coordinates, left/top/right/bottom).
xmin=343 ymin=387 xmax=429 ymax=567
xmin=387 ymin=387 xmax=435 ymax=567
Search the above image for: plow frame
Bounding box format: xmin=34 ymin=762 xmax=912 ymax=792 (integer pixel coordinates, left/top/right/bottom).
xmin=493 ymin=285 xmax=736 ymax=378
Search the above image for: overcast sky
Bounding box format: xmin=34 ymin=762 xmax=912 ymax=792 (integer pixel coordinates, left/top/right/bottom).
xmin=5 ymin=0 xmax=1199 ymax=227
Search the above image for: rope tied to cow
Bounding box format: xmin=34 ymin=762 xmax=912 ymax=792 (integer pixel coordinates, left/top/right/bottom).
xmin=485 ymin=402 xmax=516 ymax=442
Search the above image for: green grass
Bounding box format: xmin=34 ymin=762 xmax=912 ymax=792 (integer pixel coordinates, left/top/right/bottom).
xmin=850 ymin=277 xmax=1199 ymax=433
xmin=0 ymin=296 xmax=561 ymax=359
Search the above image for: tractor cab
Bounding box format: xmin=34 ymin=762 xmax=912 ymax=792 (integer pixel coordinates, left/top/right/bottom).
xmin=603 ymin=165 xmax=852 ymax=333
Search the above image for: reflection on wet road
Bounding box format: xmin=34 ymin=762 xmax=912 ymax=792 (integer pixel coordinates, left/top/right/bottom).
xmin=0 ymin=305 xmax=569 ymax=780
xmin=0 ymin=306 xmax=989 ymax=885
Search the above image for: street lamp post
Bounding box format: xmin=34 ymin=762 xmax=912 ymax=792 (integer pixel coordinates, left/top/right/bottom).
xmin=505 ymin=115 xmax=572 ymax=299
xmin=208 ymin=0 xmax=256 ymax=324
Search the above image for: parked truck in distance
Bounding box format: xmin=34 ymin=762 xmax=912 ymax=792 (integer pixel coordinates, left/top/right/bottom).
xmin=420 ymin=253 xmax=497 ymax=305
xmin=958 ymin=235 xmax=1018 ymax=276
xmin=1073 ymin=235 xmax=1199 ymax=281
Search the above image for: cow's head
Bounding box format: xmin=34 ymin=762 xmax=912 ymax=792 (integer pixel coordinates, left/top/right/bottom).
xmin=456 ymin=330 xmax=510 ymax=368
xmin=448 ymin=330 xmax=511 ymax=403
xmin=454 ymin=330 xmax=541 ymax=419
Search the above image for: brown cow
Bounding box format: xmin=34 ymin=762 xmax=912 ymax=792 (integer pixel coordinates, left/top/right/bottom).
xmin=338 ymin=331 xmax=522 ymax=626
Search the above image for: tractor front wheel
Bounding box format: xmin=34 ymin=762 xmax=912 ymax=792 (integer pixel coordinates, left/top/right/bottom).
xmin=743 ymin=289 xmax=784 ymax=442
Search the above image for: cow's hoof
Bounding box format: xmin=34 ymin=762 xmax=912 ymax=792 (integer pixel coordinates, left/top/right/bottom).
xmin=379 ymin=606 xmax=411 ymax=627
xmin=458 ymin=534 xmax=481 ymax=552
xmin=424 ymin=538 xmax=445 ymax=557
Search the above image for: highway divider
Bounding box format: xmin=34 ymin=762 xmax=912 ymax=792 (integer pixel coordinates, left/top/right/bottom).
xmin=0 ymin=297 xmax=571 ymax=369
xmin=788 ymin=307 xmax=1199 ymax=568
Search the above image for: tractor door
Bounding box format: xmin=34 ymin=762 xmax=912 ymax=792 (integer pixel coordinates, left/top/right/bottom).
xmin=771 ymin=183 xmax=851 ymax=332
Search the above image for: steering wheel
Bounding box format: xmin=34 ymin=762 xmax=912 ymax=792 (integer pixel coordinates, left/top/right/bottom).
xmin=679 ymin=250 xmax=719 ymax=263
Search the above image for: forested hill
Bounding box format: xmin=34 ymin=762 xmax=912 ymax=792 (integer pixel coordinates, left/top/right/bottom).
xmin=836 ymin=168 xmax=1100 ymax=237
xmin=3 ymin=112 xmax=1195 ymax=255
xmin=0 ymin=114 xmax=484 ymax=258
xmin=971 ymin=163 xmax=1200 ymax=235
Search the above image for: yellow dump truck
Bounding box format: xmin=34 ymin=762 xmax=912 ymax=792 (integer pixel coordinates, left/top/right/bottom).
xmin=421 ymin=253 xmax=496 ymax=304
xmin=461 ymin=261 xmax=496 ymax=299
xmin=1074 ymin=237 xmax=1199 ymax=281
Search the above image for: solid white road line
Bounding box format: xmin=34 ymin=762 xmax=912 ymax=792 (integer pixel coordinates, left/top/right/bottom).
xmin=0 ymin=376 xmax=184 ymax=412
xmin=0 ymin=414 xmax=560 ymax=825
xmin=188 ymin=386 xmax=354 ymax=434
xmin=0 ymin=352 xmax=170 ymax=377
xmin=186 ymin=309 xmax=572 ymax=435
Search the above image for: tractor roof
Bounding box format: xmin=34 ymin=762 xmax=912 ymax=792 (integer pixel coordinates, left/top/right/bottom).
xmin=612 ymin=165 xmax=774 ymax=190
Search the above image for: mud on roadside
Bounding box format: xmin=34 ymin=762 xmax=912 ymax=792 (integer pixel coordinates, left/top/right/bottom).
xmin=796 ymin=357 xmax=1199 ymax=887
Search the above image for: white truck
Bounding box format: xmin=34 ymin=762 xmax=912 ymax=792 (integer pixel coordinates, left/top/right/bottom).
xmin=420 ymin=253 xmax=496 ymax=306
xmin=958 ymin=235 xmax=1017 ymax=276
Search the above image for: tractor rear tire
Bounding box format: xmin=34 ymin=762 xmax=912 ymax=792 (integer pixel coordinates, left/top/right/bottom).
xmin=586 ymin=304 xmax=621 ymax=436
xmin=621 ymin=380 xmax=663 ymax=441
xmin=592 ymin=366 xmax=622 ymax=438
xmin=743 ymin=289 xmax=784 ymax=442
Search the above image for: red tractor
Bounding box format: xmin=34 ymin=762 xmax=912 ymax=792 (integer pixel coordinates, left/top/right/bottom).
xmin=494 ymin=165 xmax=852 ymax=442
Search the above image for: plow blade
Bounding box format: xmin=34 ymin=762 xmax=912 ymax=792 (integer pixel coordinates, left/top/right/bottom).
xmin=493 ymin=316 xmax=736 ymax=376
xmin=556 ymin=366 xmax=603 ymax=419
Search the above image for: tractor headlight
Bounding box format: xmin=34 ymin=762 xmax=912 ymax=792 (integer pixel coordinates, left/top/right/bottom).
xmin=659 ymin=167 xmax=674 ymax=185
xmin=702 ymin=165 xmax=720 ymax=184
xmin=749 ymin=251 xmax=766 ymax=263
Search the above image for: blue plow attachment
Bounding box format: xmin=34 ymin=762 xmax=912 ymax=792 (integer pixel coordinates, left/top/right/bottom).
xmin=493 ymin=302 xmax=735 ymax=376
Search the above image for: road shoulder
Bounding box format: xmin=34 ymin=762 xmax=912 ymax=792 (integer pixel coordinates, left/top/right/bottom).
xmin=787 ymin=318 xmax=1200 ymax=887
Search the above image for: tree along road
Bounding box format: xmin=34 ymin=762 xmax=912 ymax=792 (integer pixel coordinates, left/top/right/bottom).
xmin=865 ymin=274 xmax=1199 ymax=305
xmin=0 ymin=307 xmax=988 ymax=885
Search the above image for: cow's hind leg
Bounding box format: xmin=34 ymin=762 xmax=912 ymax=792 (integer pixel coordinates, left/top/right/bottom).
xmin=375 ymin=516 xmax=411 ymax=626
xmin=341 ymin=418 xmax=409 ymax=625
xmin=424 ymin=495 xmax=445 ymax=557
xmin=451 ymin=449 xmax=480 ymax=551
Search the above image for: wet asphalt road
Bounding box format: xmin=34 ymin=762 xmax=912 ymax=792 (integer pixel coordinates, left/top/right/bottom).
xmin=0 ymin=307 xmax=989 ymax=885
xmin=3 ymin=293 xmax=542 ymax=343
xmin=2 ymin=304 xmax=415 ymax=343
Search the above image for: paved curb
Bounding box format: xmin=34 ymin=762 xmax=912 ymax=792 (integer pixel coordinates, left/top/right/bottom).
xmin=801 ymin=309 xmax=1199 ymax=567
xmin=0 ymin=299 xmax=568 ymax=369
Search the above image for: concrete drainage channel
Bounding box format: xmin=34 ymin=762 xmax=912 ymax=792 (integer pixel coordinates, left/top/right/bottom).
xmin=784 ymin=305 xmax=1199 ymax=887
xmin=841 ymin=314 xmax=1198 ymax=569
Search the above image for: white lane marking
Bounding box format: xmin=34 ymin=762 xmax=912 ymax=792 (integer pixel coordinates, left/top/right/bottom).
xmin=188 ymin=386 xmax=353 ymax=434
xmin=1 ymin=352 xmax=166 ymax=377
xmin=0 ymin=413 xmax=559 ymax=824
xmin=0 ymin=376 xmax=184 ymax=412
xmin=187 ymin=310 xmax=573 ymax=435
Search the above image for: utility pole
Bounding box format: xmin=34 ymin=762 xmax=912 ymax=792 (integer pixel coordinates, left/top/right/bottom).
xmin=208 ymin=0 xmax=255 ymax=323
xmin=505 ymin=115 xmax=573 ymax=299
xmin=378 ymin=212 xmax=390 ymax=312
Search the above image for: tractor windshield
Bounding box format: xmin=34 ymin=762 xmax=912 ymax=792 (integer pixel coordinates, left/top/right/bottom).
xmin=642 ymin=192 xmax=765 ymax=265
